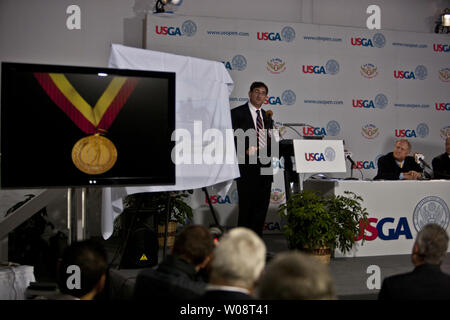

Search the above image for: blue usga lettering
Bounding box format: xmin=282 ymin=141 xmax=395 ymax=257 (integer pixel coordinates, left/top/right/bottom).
xmin=267 ymin=96 xmax=282 ymax=105
xmin=313 ymin=128 xmax=327 ymax=136
xmin=363 ymin=161 xmax=376 ymax=169
xmin=363 ymin=100 xmax=375 ymax=108
xmin=217 ymin=195 xmax=231 ymax=204
xmin=167 ymin=27 xmax=182 ymax=36
xmin=268 ymin=32 xmax=282 ymax=41
xmin=265 ymin=222 xmax=281 ymax=231
xmin=405 ymin=129 xmax=417 ymax=138
xmin=361 ymin=38 xmax=374 ymax=47
xmin=377 ymin=217 xmax=413 ymax=240
xmin=314 ymin=153 xmax=326 ymax=161
xmin=222 ymin=61 xmax=232 ymax=70
xmin=313 ymin=66 xmax=327 ymax=74
xmin=404 ymin=71 xmax=415 ymax=79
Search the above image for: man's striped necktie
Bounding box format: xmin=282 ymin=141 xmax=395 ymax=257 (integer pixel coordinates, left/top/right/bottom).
xmin=256 ymin=109 xmax=266 ymax=148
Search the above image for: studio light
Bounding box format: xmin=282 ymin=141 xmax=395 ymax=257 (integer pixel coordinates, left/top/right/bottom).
xmin=442 ymin=8 xmax=450 ymax=27
xmin=435 ymin=8 xmax=450 ymax=34
xmin=155 ymin=0 xmax=181 ymax=13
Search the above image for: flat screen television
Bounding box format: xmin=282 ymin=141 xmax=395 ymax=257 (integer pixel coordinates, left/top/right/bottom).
xmin=1 ymin=62 xmax=175 ymax=188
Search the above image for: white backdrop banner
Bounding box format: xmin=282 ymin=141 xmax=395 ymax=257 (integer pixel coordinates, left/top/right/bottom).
xmin=101 ymin=44 xmax=239 ymax=239
xmin=144 ymin=14 xmax=450 ymax=234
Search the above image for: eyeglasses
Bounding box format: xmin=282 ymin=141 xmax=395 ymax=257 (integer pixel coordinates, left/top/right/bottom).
xmin=252 ymin=89 xmax=267 ymax=96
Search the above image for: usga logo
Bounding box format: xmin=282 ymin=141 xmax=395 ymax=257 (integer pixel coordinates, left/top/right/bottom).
xmin=352 ymin=159 xmax=376 ymax=170
xmin=305 ymin=147 xmax=336 ymax=162
xmin=435 ymin=102 xmax=450 ymax=111
xmin=155 ymin=20 xmax=197 ymax=37
xmin=272 ymin=157 xmax=285 ymax=169
xmin=302 ymin=59 xmax=340 ymax=75
xmin=264 ymin=90 xmax=296 ymax=106
xmin=257 ymin=26 xmax=296 ymax=42
xmin=440 ymin=126 xmax=450 ymax=139
xmin=355 ymin=217 xmax=412 ymax=241
xmin=433 ymin=44 xmax=450 ymax=52
xmin=303 ymin=120 xmax=341 ymax=137
xmin=395 ymin=123 xmax=429 ymax=138
xmin=413 ymin=196 xmax=450 ymax=232
xmin=270 ymin=188 xmax=286 ymax=205
xmin=361 ymin=123 xmax=380 ymax=139
xmin=266 ymin=57 xmax=286 ymax=74
xmin=439 ymin=68 xmax=450 ymax=82
xmin=352 ymin=94 xmax=388 ymax=109
xmin=360 ymin=63 xmax=378 ymax=78
xmin=205 ymin=189 xmax=238 ymax=205
xmin=222 ymin=55 xmax=247 ymax=71
xmin=350 ymin=33 xmax=386 ymax=48
xmin=394 ymin=65 xmax=427 ymax=80
xmin=264 ymin=221 xmax=281 ymax=231
xmin=275 ymin=121 xmax=287 ymax=138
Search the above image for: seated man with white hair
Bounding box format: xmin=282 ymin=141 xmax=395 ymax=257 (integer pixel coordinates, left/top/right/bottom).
xmin=201 ymin=227 xmax=266 ymax=300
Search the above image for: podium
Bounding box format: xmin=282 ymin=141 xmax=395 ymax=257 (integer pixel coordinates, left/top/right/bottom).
xmin=279 ymin=139 xmax=346 ymax=201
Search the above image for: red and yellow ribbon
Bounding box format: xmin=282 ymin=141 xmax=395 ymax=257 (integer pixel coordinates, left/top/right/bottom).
xmin=34 ymin=72 xmax=139 ymax=134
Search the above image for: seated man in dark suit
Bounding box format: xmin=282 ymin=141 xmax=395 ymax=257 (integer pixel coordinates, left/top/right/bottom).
xmin=374 ymin=139 xmax=423 ymax=180
xmin=133 ymin=225 xmax=214 ymax=300
xmin=378 ymin=223 xmax=450 ymax=300
xmin=201 ymin=227 xmax=266 ymax=300
xmin=432 ymin=135 xmax=450 ymax=179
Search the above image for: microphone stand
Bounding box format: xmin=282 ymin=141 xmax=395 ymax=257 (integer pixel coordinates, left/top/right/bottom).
xmin=344 ymin=157 xmax=359 ymax=180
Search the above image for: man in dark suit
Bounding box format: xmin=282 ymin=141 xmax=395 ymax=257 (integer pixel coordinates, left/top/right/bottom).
xmin=231 ymin=82 xmax=273 ymax=237
xmin=134 ymin=225 xmax=214 ymax=300
xmin=432 ymin=135 xmax=450 ymax=179
xmin=374 ymin=139 xmax=423 ymax=180
xmin=378 ymin=223 xmax=450 ymax=300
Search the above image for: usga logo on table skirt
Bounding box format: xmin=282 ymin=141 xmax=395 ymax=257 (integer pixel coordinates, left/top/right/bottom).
xmin=356 ymin=196 xmax=450 ymax=241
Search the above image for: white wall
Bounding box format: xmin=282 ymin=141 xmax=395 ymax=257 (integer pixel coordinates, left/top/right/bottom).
xmin=0 ymin=0 xmax=448 ymax=68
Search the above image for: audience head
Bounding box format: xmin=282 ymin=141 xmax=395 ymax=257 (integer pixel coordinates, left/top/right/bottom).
xmin=172 ymin=224 xmax=215 ymax=271
xmin=209 ymin=227 xmax=266 ymax=291
xmin=393 ymin=139 xmax=411 ymax=162
xmin=412 ymin=223 xmax=449 ymax=266
xmin=257 ymin=250 xmax=336 ymax=300
xmin=57 ymin=239 xmax=108 ymax=300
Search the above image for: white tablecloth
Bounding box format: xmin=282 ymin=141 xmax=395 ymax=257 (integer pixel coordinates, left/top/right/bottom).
xmin=0 ymin=265 xmax=35 ymax=300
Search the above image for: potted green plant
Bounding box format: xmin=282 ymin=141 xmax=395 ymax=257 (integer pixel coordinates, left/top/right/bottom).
xmin=279 ymin=189 xmax=368 ymax=263
xmin=118 ymin=190 xmax=194 ymax=247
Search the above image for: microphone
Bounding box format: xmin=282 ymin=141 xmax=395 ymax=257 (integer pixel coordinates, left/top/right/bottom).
xmin=345 ymin=151 xmax=357 ymax=167
xmin=414 ymin=153 xmax=432 ymax=170
xmin=266 ymin=109 xmax=281 ymax=141
xmin=344 ymin=151 xmax=361 ymax=180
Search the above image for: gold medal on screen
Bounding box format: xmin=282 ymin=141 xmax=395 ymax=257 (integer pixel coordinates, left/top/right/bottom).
xmin=34 ymin=72 xmax=139 ymax=175
xmin=72 ymin=134 xmax=117 ymax=175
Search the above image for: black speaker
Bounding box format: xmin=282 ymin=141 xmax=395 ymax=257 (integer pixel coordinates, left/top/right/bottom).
xmin=119 ymin=214 xmax=159 ymax=269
